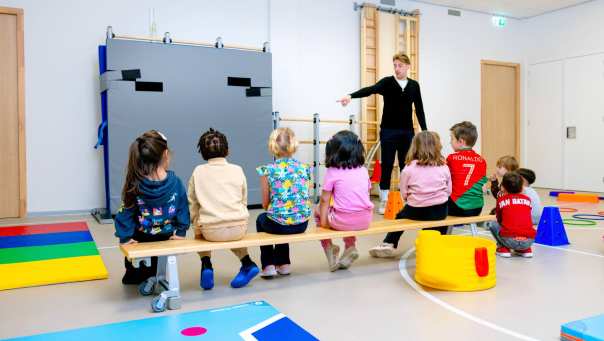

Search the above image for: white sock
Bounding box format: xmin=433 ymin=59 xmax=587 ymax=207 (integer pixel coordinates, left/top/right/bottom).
xmin=379 ymin=189 xmax=389 ymax=202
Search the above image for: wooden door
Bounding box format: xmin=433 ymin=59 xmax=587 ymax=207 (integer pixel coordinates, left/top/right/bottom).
xmin=481 ymin=60 xmax=520 ymax=176
xmin=0 ymin=7 xmax=25 ymax=218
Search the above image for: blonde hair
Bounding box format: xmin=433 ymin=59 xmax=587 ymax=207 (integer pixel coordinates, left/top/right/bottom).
xmin=392 ymin=52 xmax=411 ymax=65
xmin=268 ymin=127 xmax=298 ymax=157
xmin=405 ymin=131 xmax=446 ymax=166
xmin=496 ymin=155 xmax=519 ymax=171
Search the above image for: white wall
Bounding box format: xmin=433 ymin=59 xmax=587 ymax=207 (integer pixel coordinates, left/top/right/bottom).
xmin=1 ymin=0 xmax=525 ymax=213
xmin=399 ymin=0 xmax=524 ymax=156
xmin=1 ymin=0 xmax=270 ymax=213
xmin=270 ymin=0 xmax=361 ymax=179
xmin=523 ymin=0 xmax=604 ymax=64
xmin=272 ymin=0 xmax=524 ymax=183
xmin=521 ymin=0 xmax=604 ymax=191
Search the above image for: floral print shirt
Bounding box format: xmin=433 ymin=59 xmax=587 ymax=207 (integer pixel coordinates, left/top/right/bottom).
xmin=256 ymin=158 xmax=312 ymax=225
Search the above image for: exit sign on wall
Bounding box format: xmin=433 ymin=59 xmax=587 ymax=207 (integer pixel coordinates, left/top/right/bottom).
xmin=492 ymin=16 xmax=507 ymax=28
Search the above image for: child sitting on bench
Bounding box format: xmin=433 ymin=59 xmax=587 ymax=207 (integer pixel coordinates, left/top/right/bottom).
xmin=114 ymin=130 xmax=190 ymax=285
xmin=188 ymin=128 xmax=260 ymax=290
xmin=315 ymin=131 xmax=373 ymax=271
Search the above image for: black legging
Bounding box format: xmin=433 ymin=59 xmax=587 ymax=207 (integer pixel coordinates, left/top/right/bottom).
xmin=383 ymin=201 xmax=448 ymax=248
xmin=123 ymin=230 xmax=171 ymax=283
xmin=380 ymin=129 xmax=414 ymax=190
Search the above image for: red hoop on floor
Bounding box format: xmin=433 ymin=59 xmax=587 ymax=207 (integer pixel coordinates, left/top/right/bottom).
xmin=558 ymin=207 xmax=578 ymax=213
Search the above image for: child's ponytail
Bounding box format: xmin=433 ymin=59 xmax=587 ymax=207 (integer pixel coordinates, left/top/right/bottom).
xmin=121 ymin=131 xmax=169 ymax=207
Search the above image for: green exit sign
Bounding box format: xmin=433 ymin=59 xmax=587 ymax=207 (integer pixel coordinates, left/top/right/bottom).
xmin=492 ymin=16 xmax=507 ymax=28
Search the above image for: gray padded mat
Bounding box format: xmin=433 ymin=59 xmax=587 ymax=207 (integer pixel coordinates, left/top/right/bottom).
xmin=105 ymin=39 xmax=272 ymax=213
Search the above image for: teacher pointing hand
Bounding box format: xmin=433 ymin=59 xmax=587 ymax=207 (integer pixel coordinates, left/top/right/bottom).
xmin=339 ymin=53 xmax=427 ymax=215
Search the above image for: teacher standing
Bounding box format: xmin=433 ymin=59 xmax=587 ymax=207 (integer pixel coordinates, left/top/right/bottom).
xmin=338 ymin=52 xmax=427 ymax=214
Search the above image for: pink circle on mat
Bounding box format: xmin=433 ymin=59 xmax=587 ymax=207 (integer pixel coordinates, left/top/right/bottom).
xmin=181 ymin=327 xmax=207 ymax=336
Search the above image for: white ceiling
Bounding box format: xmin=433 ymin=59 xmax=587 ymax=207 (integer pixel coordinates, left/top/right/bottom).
xmin=409 ymin=0 xmax=592 ymax=18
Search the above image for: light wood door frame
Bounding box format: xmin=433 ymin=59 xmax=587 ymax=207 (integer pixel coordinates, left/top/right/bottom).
xmin=480 ymin=60 xmax=521 ymax=162
xmin=0 ymin=6 xmax=26 ymax=217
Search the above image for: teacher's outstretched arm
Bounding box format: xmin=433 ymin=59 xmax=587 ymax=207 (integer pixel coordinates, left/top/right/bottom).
xmin=414 ymin=83 xmax=427 ymax=131
xmin=338 ymin=78 xmax=387 ymax=107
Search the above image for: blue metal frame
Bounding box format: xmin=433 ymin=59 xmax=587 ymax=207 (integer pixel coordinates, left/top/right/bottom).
xmin=97 ymin=45 xmax=110 ymax=212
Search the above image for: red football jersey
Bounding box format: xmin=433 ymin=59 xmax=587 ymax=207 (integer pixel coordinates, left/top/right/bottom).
xmin=446 ymin=150 xmax=487 ymax=208
xmin=496 ymin=193 xmax=536 ymax=239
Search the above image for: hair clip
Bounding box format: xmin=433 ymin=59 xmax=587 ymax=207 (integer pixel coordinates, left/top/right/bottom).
xmin=157 ymin=131 xmax=168 ymax=142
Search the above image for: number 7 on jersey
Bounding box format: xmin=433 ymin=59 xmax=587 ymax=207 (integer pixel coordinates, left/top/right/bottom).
xmin=462 ymin=163 xmax=475 ymax=186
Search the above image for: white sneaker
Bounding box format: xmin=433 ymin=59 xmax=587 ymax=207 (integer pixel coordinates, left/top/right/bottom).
xmin=323 ymin=244 xmax=341 ymax=272
xmin=276 ymin=264 xmax=291 ymax=276
xmin=261 ymin=265 xmax=277 ymax=278
xmin=338 ymin=247 xmax=359 ymax=269
xmin=368 ymin=242 xmax=396 ymax=258
xmin=378 ymin=201 xmax=386 ymax=215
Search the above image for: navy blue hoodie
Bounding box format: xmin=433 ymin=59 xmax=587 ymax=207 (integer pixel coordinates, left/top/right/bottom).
xmin=114 ymin=170 xmax=190 ymax=243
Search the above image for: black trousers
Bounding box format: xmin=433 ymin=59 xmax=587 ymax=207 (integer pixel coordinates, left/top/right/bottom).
xmin=256 ymin=213 xmax=308 ymax=268
xmin=383 ymin=201 xmax=448 ymax=248
xmin=380 ymin=129 xmax=414 ymax=190
xmin=122 ymin=230 xmax=171 ymax=284
xmin=447 ymin=198 xmax=483 ymax=217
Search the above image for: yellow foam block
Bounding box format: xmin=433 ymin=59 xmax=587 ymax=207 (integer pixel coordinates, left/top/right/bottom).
xmin=415 ymin=231 xmax=496 ymax=291
xmin=0 ymin=255 xmax=108 ymax=290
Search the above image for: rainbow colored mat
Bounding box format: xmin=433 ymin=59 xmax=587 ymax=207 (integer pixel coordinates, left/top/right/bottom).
xmin=0 ymin=221 xmax=108 ymax=290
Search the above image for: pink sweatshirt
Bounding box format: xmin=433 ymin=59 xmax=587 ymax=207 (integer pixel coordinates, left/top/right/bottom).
xmin=400 ymin=160 xmax=452 ymax=207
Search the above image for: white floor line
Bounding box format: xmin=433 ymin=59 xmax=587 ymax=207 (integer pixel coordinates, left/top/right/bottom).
xmin=565 ymin=227 xmax=604 ymax=230
xmin=459 ymin=228 xmax=604 ymax=258
xmin=399 ymin=248 xmax=540 ymax=341
xmin=97 ymin=246 xmax=118 ymax=250
xmin=535 ymin=244 xmax=604 ymax=258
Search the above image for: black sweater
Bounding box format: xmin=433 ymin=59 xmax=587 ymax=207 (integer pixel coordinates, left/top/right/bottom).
xmin=350 ymin=76 xmax=427 ymax=131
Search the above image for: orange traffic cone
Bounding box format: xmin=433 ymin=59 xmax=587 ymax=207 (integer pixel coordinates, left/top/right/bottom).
xmin=384 ymin=191 xmax=404 ymax=220
xmin=370 ymin=160 xmax=381 ymax=183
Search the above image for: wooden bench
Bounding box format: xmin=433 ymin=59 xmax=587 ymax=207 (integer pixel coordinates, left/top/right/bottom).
xmin=120 ymin=215 xmax=495 ymax=312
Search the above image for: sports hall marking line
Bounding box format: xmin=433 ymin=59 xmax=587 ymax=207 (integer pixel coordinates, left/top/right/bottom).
xmin=564 ymin=227 xmax=604 ymax=230
xmin=535 ymin=244 xmax=604 ymax=258
xmin=98 ymin=246 xmax=118 ymax=250
xmin=458 ymin=228 xmax=604 ymax=258
xmin=399 ymin=248 xmax=540 ymax=341
xmin=239 ymin=313 xmax=286 ymax=340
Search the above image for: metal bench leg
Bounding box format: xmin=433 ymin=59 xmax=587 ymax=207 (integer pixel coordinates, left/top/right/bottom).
xmin=470 ymin=223 xmax=478 ymax=236
xmin=132 ymin=257 xmax=151 ymax=268
xmin=150 ymin=255 xmax=181 ymax=312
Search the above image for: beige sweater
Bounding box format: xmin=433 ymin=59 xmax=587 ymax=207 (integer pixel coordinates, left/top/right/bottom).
xmin=188 ymin=158 xmax=249 ymax=230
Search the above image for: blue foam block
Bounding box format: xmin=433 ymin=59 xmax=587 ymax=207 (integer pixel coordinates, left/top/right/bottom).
xmin=562 ymin=314 xmax=604 ymax=341
xmin=549 ymin=191 xmax=575 ymax=197
xmin=0 ymin=231 xmax=93 ymax=249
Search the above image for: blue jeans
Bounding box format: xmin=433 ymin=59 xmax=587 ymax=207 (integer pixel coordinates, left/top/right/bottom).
xmin=489 ymin=223 xmax=534 ymax=250
xmin=256 ymin=213 xmax=308 ymax=268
